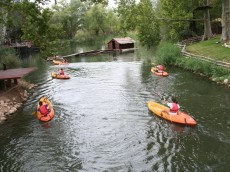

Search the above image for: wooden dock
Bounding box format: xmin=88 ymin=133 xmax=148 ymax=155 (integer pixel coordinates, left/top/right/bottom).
xmin=61 ymin=49 xmax=115 ymax=58
xmin=47 ymin=48 xmax=138 ymax=60
xmin=61 ymin=48 xmax=137 ymax=58
xmin=0 ymin=67 xmax=37 ymax=90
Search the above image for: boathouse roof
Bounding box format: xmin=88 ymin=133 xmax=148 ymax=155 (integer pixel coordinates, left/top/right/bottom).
xmin=108 ymin=37 xmax=135 ymax=44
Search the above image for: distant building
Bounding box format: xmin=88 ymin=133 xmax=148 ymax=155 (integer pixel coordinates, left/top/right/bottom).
xmin=107 ymin=37 xmax=135 ymax=50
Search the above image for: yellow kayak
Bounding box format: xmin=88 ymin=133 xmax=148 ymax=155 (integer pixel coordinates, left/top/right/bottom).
xmin=51 ymin=72 xmax=70 ymax=79
xmin=151 ymin=67 xmax=168 ymax=77
xmin=37 ymin=96 xmax=55 ymax=122
xmin=53 ymin=60 xmax=68 ymax=65
xmin=147 ymin=101 xmax=197 ymax=126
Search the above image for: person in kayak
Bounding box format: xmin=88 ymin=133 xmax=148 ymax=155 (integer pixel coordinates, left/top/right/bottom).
xmin=162 ymin=97 xmax=180 ymax=115
xmin=156 ymin=64 xmax=165 ymax=73
xmin=59 ymin=68 xmax=65 ymax=75
xmin=37 ymin=101 xmax=50 ymax=116
xmin=63 ymin=58 xmax=68 ymax=63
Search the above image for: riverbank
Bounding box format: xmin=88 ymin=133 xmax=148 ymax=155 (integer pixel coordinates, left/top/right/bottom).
xmin=185 ymin=37 xmax=230 ymax=87
xmin=186 ymin=36 xmax=230 ymax=62
xmin=0 ymin=79 xmax=37 ymax=124
xmin=155 ymin=41 xmax=230 ymax=88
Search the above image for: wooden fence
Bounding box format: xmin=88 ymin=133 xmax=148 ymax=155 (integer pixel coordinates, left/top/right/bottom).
xmin=177 ymin=43 xmax=230 ymax=69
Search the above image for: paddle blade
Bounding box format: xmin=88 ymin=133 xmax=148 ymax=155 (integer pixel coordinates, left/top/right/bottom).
xmin=32 ymin=111 xmax=37 ymax=115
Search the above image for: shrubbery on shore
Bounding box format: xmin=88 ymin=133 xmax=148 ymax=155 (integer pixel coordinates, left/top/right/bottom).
xmin=0 ymin=48 xmax=21 ymax=70
xmin=155 ymin=42 xmax=230 ymax=84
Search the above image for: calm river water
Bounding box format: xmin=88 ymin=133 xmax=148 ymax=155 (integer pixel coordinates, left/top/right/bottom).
xmin=0 ymin=48 xmax=230 ymax=172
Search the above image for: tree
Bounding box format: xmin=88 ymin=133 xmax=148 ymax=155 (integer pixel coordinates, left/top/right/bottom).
xmin=221 ymin=0 xmax=230 ymax=42
xmin=157 ymin=0 xmax=194 ymax=42
xmin=84 ymin=4 xmax=107 ymax=35
xmin=51 ymin=0 xmax=87 ymax=39
xmin=116 ymin=0 xmax=138 ymax=35
xmin=201 ymin=0 xmax=213 ymax=40
xmin=80 ymin=0 xmax=108 ymax=5
xmin=136 ymin=0 xmax=160 ymax=47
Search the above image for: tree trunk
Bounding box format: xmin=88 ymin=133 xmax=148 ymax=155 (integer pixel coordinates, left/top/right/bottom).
xmin=202 ymin=0 xmax=213 ymax=41
xmin=221 ymin=0 xmax=230 ymax=42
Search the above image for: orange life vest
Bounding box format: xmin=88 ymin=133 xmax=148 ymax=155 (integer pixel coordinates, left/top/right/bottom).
xmin=169 ymin=102 xmax=179 ymax=113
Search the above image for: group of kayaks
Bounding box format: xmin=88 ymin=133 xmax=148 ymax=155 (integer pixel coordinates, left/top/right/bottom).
xmin=35 ymin=62 xmax=197 ymax=126
xmin=35 ymin=59 xmax=70 ymax=122
xmin=51 ymin=60 xmax=70 ymax=79
xmin=148 ymin=66 xmax=197 ymax=126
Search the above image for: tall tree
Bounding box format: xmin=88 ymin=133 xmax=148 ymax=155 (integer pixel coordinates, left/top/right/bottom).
xmin=202 ymin=0 xmax=213 ymax=40
xmin=84 ymin=4 xmax=107 ymax=35
xmin=158 ymin=0 xmax=194 ymax=41
xmin=136 ymin=0 xmax=160 ymax=47
xmin=116 ymin=0 xmax=138 ymax=35
xmin=51 ymin=0 xmax=87 ymax=39
xmin=221 ymin=0 xmax=230 ymax=42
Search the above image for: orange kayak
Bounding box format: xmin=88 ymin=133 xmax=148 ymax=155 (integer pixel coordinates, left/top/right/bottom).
xmin=147 ymin=101 xmax=197 ymax=126
xmin=151 ymin=67 xmax=168 ymax=76
xmin=51 ymin=72 xmax=70 ymax=79
xmin=53 ymin=60 xmax=68 ymax=65
xmin=37 ymin=97 xmax=55 ymax=122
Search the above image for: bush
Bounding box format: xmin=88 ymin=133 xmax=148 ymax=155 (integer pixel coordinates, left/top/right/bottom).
xmin=155 ymin=42 xmax=182 ymax=65
xmin=0 ymin=48 xmax=21 ymax=69
xmin=155 ymin=42 xmax=230 ymax=84
xmin=174 ymin=55 xmax=230 ymax=80
xmin=211 ymin=65 xmax=230 ymax=78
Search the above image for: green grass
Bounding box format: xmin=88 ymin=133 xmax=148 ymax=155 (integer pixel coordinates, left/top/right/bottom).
xmin=186 ymin=36 xmax=230 ymax=62
xmin=155 ymin=41 xmax=230 ymax=83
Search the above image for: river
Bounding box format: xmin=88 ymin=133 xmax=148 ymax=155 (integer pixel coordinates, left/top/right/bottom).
xmin=0 ymin=47 xmax=230 ymax=171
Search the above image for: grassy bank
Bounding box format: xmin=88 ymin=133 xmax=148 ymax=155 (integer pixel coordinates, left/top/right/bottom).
xmin=154 ymin=42 xmax=230 ymax=86
xmin=186 ymin=36 xmax=230 ymax=62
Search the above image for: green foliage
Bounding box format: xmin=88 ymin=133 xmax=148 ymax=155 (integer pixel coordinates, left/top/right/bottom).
xmin=83 ymin=4 xmax=119 ymax=36
xmin=211 ymin=65 xmax=230 ymax=78
xmin=136 ymin=0 xmax=160 ymax=47
xmin=0 ymin=48 xmax=21 ymax=69
xmin=186 ymin=36 xmax=230 ymax=62
xmin=174 ymin=55 xmax=230 ymax=79
xmin=80 ymin=0 xmax=108 ymax=5
xmin=158 ymin=0 xmax=194 ymax=42
xmin=51 ymin=0 xmax=87 ymax=39
xmin=155 ymin=42 xmax=182 ymax=65
xmin=116 ymin=0 xmax=138 ymax=35
xmin=84 ymin=4 xmax=107 ymax=35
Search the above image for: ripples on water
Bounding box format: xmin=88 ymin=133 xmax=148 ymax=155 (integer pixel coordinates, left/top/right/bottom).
xmin=0 ymin=57 xmax=230 ymax=171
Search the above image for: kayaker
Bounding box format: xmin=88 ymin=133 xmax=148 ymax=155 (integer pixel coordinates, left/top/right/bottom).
xmin=156 ymin=64 xmax=164 ymax=73
xmin=63 ymin=59 xmax=68 ymax=63
xmin=37 ymin=101 xmax=50 ymax=116
xmin=162 ymin=97 xmax=180 ymax=115
xmin=59 ymin=68 xmax=65 ymax=75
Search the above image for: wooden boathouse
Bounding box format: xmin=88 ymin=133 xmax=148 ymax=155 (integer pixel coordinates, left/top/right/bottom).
xmin=107 ymin=37 xmax=135 ymax=50
xmin=52 ymin=37 xmax=136 ymax=59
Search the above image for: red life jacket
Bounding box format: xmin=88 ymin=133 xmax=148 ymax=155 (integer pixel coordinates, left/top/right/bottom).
xmin=60 ymin=70 xmax=64 ymax=75
xmin=39 ymin=105 xmax=49 ymax=115
xmin=169 ymin=102 xmax=179 ymax=113
xmin=157 ymin=65 xmax=164 ymax=70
